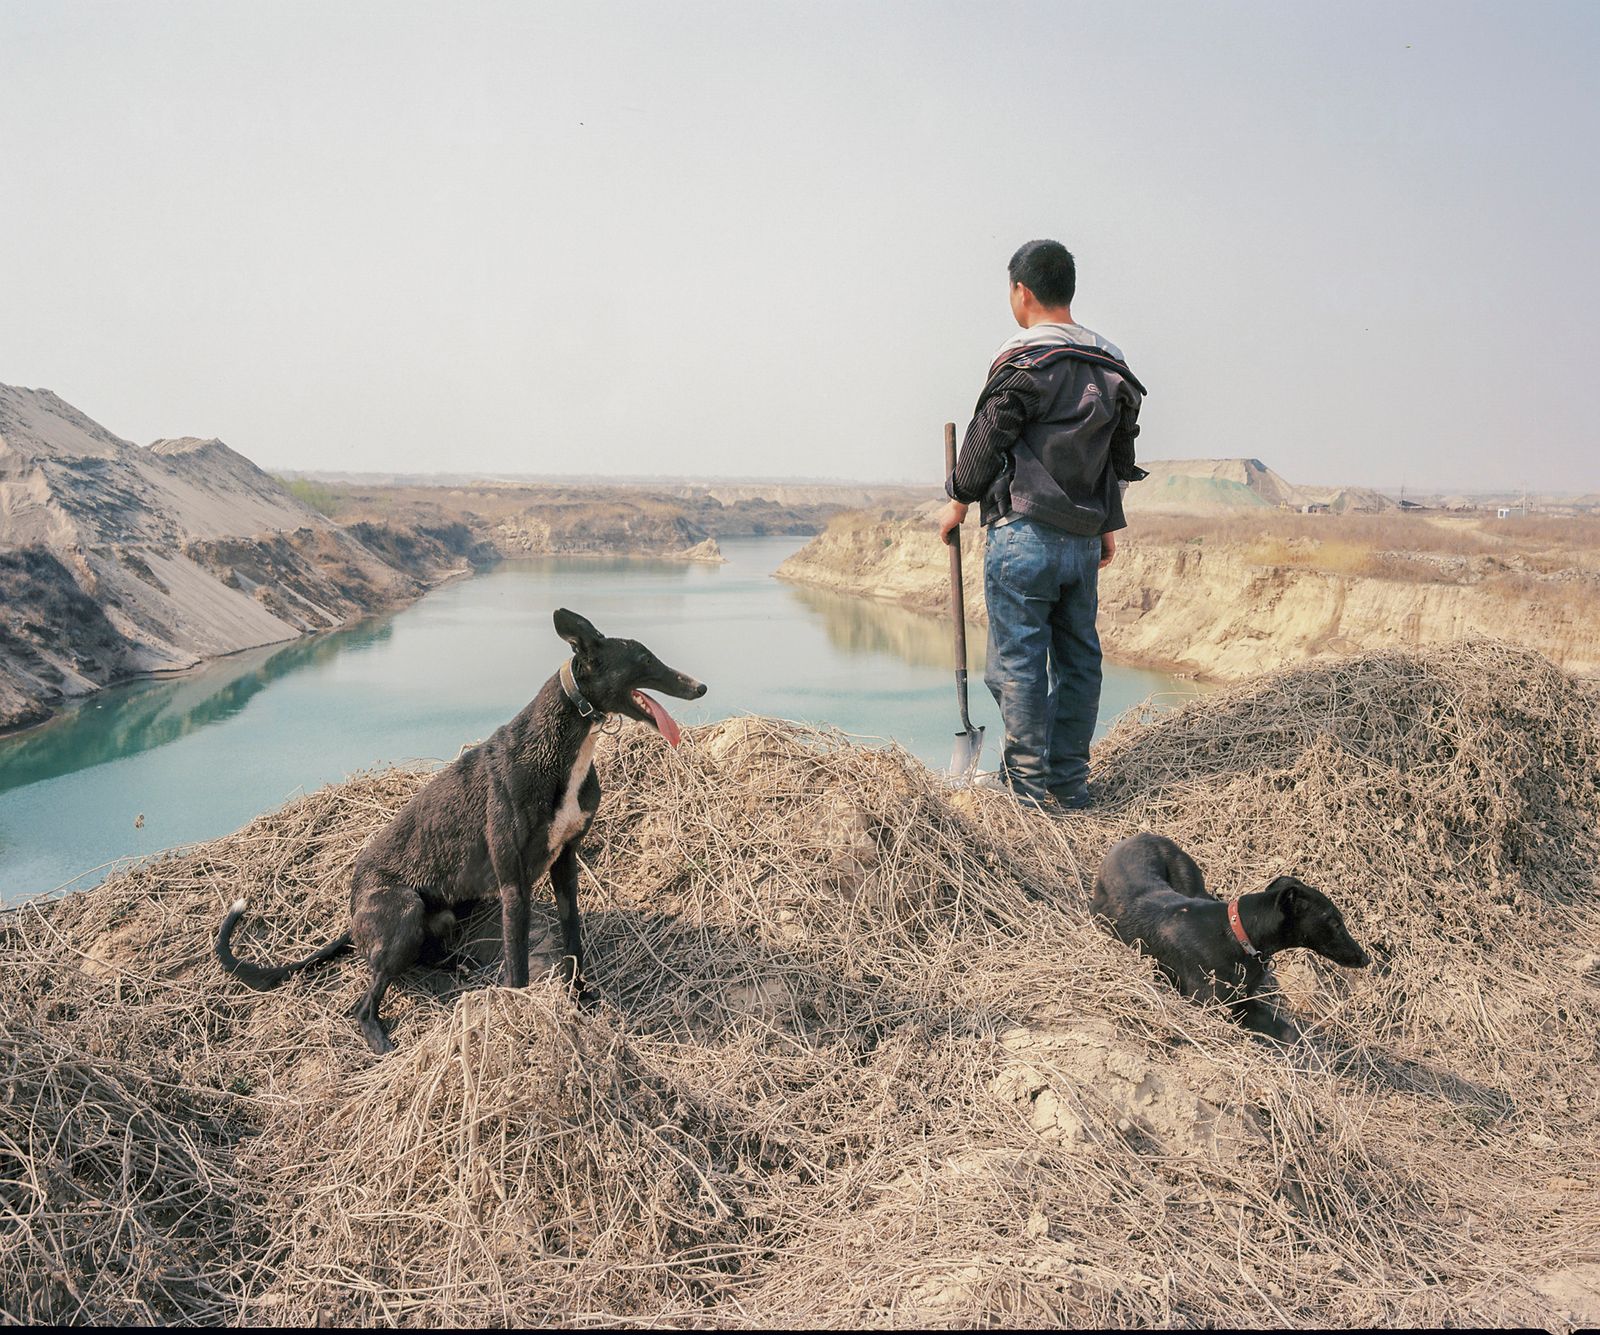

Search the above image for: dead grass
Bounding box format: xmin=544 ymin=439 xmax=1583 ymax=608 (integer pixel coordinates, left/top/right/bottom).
xmin=1127 ymin=511 xmax=1600 ymax=585
xmin=1492 ymin=514 xmax=1600 ymax=547
xmin=1126 ymin=511 xmax=1493 ymax=553
xmin=1241 ymin=536 xmax=1455 ymax=582
xmin=2 ymin=640 xmax=1598 ymax=1326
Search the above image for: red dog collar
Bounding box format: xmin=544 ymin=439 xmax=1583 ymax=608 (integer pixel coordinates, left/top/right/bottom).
xmin=1227 ymin=898 xmax=1260 ymax=958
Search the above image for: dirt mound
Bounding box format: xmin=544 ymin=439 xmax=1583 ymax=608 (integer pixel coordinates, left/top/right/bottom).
xmin=0 ymin=384 xmax=481 ymax=730
xmin=1128 ymin=458 xmax=1398 ymax=515
xmin=1130 ymin=457 xmax=1295 ymax=513
xmin=3 ymin=641 xmax=1597 ymax=1326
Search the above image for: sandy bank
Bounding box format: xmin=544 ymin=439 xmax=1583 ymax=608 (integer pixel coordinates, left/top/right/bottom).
xmin=777 ymin=509 xmax=1600 ymax=680
xmin=3 ymin=642 xmax=1598 ymax=1327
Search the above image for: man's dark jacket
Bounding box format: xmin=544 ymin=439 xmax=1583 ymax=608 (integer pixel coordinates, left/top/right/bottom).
xmin=950 ymin=342 xmax=1147 ymax=535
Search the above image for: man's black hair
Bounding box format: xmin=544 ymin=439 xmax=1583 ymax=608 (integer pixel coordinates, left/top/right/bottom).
xmin=1008 ymin=239 xmax=1076 ymax=308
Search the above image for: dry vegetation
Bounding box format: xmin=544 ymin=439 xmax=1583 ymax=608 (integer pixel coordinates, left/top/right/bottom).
xmin=3 ymin=641 xmax=1599 ymax=1327
xmin=1125 ymin=510 xmax=1600 ymax=585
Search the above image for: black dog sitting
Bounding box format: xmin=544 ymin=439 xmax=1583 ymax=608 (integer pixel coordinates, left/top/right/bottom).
xmin=216 ymin=608 xmax=705 ymax=1054
xmin=1091 ymin=832 xmax=1370 ymax=1040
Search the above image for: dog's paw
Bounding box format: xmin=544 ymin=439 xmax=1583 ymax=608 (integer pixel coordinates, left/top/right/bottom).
xmin=352 ymin=1000 xmax=396 ymax=1055
xmin=1250 ymin=1017 xmax=1301 ymax=1047
xmin=360 ymin=1020 xmax=395 ymax=1056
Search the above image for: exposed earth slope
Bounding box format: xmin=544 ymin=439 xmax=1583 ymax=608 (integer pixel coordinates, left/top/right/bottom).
xmin=778 ymin=502 xmax=1600 ymax=680
xmin=0 ymin=385 xmax=480 ymax=731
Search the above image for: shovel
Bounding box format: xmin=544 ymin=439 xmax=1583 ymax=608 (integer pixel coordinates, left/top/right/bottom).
xmin=943 ymin=422 xmax=985 ymax=777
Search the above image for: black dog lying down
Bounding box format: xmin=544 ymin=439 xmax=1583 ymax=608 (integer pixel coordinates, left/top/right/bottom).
xmin=216 ymin=609 xmax=705 ymax=1054
xmin=1091 ymin=832 xmax=1370 ymax=1040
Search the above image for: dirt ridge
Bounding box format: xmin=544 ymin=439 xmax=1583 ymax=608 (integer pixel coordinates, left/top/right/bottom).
xmin=0 ymin=385 xmax=483 ymax=731
xmin=777 ymin=507 xmax=1600 ymax=680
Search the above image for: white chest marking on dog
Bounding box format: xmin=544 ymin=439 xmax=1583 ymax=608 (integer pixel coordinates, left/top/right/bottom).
xmin=548 ymin=727 xmax=597 ymax=858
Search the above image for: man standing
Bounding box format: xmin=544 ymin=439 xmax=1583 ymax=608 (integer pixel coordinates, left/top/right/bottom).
xmin=936 ymin=239 xmax=1146 ymax=812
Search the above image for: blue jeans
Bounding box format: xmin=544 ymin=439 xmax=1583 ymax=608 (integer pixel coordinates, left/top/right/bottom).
xmin=982 ymin=518 xmax=1103 ymax=802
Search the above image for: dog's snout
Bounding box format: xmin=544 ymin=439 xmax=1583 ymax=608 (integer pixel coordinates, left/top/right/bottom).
xmin=670 ymin=672 xmax=707 ymax=699
xmin=1338 ymin=936 xmax=1372 ymax=968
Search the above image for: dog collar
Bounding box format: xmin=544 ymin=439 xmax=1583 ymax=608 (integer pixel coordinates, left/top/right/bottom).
xmin=559 ymin=659 xmax=601 ymax=719
xmin=1227 ymin=898 xmax=1260 ymax=958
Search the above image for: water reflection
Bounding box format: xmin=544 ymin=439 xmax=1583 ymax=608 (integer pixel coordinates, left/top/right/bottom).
xmin=508 ymin=553 xmax=698 ymax=581
xmin=0 ymin=617 xmax=397 ymax=793
xmin=784 ymin=583 xmax=988 ymax=674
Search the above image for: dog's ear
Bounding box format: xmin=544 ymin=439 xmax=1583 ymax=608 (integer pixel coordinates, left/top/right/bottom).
xmin=553 ymin=608 xmax=604 ymax=653
xmin=1267 ymin=875 xmax=1308 ymax=915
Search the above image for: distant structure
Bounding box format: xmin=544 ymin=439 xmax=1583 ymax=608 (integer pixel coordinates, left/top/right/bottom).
xmin=1497 ymin=490 xmax=1533 ymax=520
xmin=1127 ymin=459 xmax=1398 ymax=517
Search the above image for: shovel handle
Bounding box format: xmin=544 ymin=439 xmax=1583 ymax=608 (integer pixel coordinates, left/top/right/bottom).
xmin=945 ymin=423 xmax=969 ymax=674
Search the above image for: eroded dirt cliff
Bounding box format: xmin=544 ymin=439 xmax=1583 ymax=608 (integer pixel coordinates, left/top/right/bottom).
xmin=0 ymin=386 xmax=486 ymax=731
xmin=777 ymin=507 xmax=1600 ymax=680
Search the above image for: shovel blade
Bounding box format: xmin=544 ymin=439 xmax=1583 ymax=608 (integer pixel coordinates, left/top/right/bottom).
xmin=950 ymin=726 xmax=985 ymax=778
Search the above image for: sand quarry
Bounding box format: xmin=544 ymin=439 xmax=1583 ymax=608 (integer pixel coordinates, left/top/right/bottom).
xmin=3 ymin=641 xmax=1599 ymax=1327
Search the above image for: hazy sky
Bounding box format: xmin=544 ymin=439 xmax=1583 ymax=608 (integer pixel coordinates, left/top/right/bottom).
xmin=2 ymin=1 xmax=1596 ymax=492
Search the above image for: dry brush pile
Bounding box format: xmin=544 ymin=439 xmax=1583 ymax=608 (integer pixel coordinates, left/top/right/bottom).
xmin=3 ymin=640 xmax=1598 ymax=1327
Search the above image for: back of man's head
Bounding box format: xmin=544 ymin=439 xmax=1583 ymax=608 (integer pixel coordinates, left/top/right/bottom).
xmin=1008 ymin=239 xmax=1076 ymax=308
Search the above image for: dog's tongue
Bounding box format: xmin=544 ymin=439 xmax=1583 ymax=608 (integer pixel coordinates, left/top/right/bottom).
xmin=635 ymin=691 xmax=681 ymax=747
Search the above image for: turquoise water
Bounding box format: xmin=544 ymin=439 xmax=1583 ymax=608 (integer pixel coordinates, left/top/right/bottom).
xmin=0 ymin=537 xmax=1195 ymax=902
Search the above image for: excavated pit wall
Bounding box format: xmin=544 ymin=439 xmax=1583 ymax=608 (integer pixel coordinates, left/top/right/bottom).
xmin=777 ymin=511 xmax=1600 ymax=680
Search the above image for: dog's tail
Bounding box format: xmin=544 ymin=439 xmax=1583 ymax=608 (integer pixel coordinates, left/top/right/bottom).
xmin=215 ymin=898 xmax=353 ymax=991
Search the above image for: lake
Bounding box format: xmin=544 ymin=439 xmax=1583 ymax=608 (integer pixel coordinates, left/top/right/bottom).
xmin=0 ymin=536 xmax=1195 ymax=902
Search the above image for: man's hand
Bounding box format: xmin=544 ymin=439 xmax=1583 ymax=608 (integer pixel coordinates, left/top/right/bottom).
xmin=938 ymin=499 xmax=969 ymax=545
xmin=1099 ymin=531 xmax=1117 ymax=569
